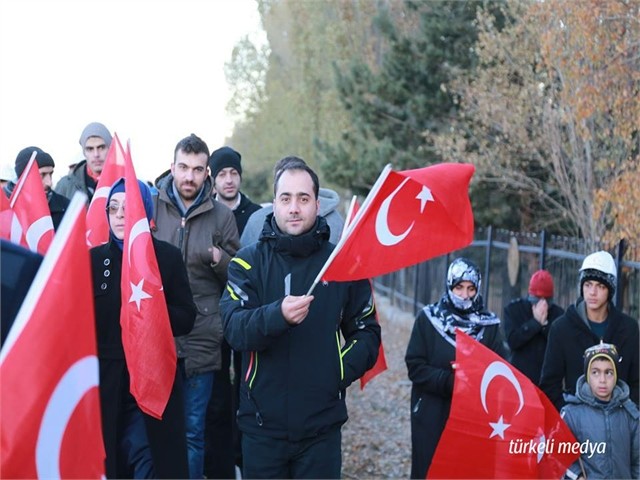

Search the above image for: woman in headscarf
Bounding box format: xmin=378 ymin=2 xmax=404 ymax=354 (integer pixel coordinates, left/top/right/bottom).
xmin=405 ymin=257 xmax=507 ymax=479
xmin=90 ymin=178 xmax=196 ymax=478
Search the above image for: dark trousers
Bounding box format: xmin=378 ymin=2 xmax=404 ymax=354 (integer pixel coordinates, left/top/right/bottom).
xmin=204 ymin=340 xmax=242 ymax=478
xmin=241 ymin=427 xmax=341 ymax=479
xmin=118 ymin=395 xmax=154 ymax=479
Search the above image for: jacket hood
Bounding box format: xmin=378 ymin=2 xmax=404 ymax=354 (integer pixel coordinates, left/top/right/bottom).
xmin=260 ymin=213 xmax=330 ymax=257
xmin=154 ymin=169 xmax=172 ymax=189
xmin=318 ymin=187 xmax=340 ymax=217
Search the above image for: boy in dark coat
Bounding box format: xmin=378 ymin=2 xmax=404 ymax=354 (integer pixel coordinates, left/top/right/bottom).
xmin=561 ymin=342 xmax=639 ymax=479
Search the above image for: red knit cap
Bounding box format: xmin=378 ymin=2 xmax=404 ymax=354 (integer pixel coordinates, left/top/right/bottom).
xmin=528 ymin=269 xmax=554 ymax=298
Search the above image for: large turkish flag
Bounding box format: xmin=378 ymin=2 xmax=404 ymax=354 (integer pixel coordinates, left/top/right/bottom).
xmin=0 ymin=193 xmax=105 ymax=478
xmin=320 ymin=163 xmax=475 ymax=283
xmin=119 ymin=139 xmax=176 ymax=419
xmin=428 ymin=330 xmax=578 ymax=479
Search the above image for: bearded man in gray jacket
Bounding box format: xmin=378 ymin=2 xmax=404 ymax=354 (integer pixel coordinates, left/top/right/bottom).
xmin=153 ymin=133 xmax=240 ymax=479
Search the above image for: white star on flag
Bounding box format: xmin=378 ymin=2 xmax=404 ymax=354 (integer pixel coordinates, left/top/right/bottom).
xmin=416 ymin=186 xmax=434 ymax=212
xmin=489 ymin=415 xmax=511 ymax=439
xmin=129 ymin=278 xmax=152 ymax=311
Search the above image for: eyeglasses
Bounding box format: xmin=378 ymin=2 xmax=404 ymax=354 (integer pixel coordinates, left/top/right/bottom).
xmin=106 ymin=202 xmax=125 ymax=214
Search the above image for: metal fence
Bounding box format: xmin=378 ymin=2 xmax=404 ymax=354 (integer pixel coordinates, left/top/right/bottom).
xmin=373 ymin=227 xmax=640 ymax=321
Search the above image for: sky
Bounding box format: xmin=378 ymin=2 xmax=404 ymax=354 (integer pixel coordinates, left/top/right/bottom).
xmin=0 ymin=0 xmax=264 ymax=184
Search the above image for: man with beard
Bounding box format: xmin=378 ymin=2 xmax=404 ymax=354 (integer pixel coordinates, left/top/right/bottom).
xmin=4 ymin=146 xmax=69 ymax=230
xmin=153 ymin=133 xmax=240 ymax=479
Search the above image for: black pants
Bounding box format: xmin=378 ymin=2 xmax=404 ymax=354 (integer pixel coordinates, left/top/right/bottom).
xmin=241 ymin=427 xmax=341 ymax=479
xmin=204 ymin=340 xmax=241 ymax=479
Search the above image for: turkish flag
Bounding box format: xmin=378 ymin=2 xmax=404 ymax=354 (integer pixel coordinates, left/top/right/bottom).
xmin=86 ymin=134 xmax=126 ymax=247
xmin=427 ymin=330 xmax=578 ymax=479
xmin=359 ymin=285 xmax=387 ymax=390
xmin=8 ymin=153 xmax=54 ymax=254
xmin=0 ymin=189 xmax=15 ymax=240
xmin=119 ymin=138 xmax=176 ymax=419
xmin=341 ymin=196 xmax=389 ymax=389
xmin=319 ymin=163 xmax=475 ymax=283
xmin=0 ymin=193 xmax=105 ymax=478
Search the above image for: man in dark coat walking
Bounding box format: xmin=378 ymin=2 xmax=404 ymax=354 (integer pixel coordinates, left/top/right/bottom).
xmin=4 ymin=146 xmax=69 ymax=230
xmin=504 ymin=269 xmax=564 ymax=385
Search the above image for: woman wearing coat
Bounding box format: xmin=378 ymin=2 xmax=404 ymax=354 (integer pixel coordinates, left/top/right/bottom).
xmin=405 ymin=257 xmax=508 ymax=479
xmin=90 ymin=178 xmax=196 ymax=478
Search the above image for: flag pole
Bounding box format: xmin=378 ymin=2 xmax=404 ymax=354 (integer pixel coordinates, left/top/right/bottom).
xmin=8 ymin=151 xmax=37 ymax=208
xmin=305 ymin=165 xmax=393 ymax=296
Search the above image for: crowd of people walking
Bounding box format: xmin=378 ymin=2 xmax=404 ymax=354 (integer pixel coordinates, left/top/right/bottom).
xmin=2 ymin=121 xmax=637 ymax=479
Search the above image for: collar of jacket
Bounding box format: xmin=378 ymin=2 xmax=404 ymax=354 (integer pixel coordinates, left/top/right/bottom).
xmin=161 ymin=174 xmax=213 ymax=216
xmin=260 ymin=213 xmax=330 ymax=258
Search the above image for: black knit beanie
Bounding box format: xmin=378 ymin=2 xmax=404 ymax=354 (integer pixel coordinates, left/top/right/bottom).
xmin=209 ymin=146 xmax=242 ymax=179
xmin=15 ymin=146 xmax=55 ymax=178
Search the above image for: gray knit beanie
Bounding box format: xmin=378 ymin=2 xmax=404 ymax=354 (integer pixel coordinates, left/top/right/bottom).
xmin=79 ymin=122 xmax=112 ymax=149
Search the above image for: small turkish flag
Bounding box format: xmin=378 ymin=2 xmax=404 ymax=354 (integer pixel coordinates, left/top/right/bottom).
xmin=9 ymin=153 xmax=54 ymax=254
xmin=119 ymin=138 xmax=176 ymax=419
xmin=0 ymin=192 xmax=105 ymax=478
xmin=428 ymin=330 xmax=578 ymax=479
xmin=86 ymin=134 xmax=126 ymax=247
xmin=319 ymin=163 xmax=475 ymax=283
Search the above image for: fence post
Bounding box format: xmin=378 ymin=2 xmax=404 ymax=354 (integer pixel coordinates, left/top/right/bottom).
xmin=615 ymin=239 xmax=626 ymax=307
xmin=483 ymin=225 xmax=493 ymax=301
xmin=539 ymin=229 xmax=547 ymax=270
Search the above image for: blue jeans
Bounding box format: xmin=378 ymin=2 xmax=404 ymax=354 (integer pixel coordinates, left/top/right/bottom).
xmin=183 ymin=371 xmax=214 ymax=479
xmin=119 ymin=394 xmax=154 ymax=478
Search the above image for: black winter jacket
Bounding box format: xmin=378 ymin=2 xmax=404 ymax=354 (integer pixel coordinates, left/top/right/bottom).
xmin=91 ymin=239 xmax=196 ymax=478
xmin=503 ymin=298 xmax=564 ymax=385
xmin=540 ymin=300 xmax=639 ymax=410
xmin=233 ymin=192 xmax=261 ymax=237
xmin=405 ymin=305 xmax=507 ymax=479
xmin=220 ymin=214 xmax=380 ymax=441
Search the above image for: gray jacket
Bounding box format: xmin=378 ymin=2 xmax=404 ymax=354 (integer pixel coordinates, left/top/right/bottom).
xmin=153 ymin=174 xmax=240 ymax=376
xmin=561 ymin=376 xmax=639 ymax=479
xmin=54 ymin=160 xmax=93 ymax=204
xmin=240 ymin=187 xmax=344 ymax=247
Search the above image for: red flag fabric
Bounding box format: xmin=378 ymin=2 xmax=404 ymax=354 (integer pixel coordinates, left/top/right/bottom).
xmin=321 ymin=163 xmax=475 ymax=282
xmin=119 ymin=138 xmax=176 ymax=419
xmin=86 ymin=135 xmax=126 ymax=247
xmin=427 ymin=330 xmax=578 ymax=479
xmin=8 ymin=154 xmax=54 ymax=254
xmin=0 ymin=189 xmax=15 ymax=240
xmin=359 ymin=282 xmax=388 ymax=390
xmin=0 ymin=193 xmax=105 ymax=479
xmin=342 ymin=198 xmax=389 ymax=389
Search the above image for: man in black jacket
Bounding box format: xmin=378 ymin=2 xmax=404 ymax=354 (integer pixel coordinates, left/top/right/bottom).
xmin=540 ymin=251 xmax=639 ymax=410
xmin=205 ymin=146 xmax=261 ymax=478
xmin=504 ymin=269 xmax=564 ymax=385
xmin=4 ymin=146 xmax=69 ymax=230
xmin=220 ymin=158 xmax=380 ymax=479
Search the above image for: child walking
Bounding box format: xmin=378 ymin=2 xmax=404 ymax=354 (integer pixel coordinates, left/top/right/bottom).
xmin=561 ymin=342 xmax=639 ymax=479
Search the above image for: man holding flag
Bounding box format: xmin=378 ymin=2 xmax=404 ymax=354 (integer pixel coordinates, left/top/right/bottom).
xmin=220 ymin=158 xmax=381 ymax=479
xmin=90 ymin=177 xmax=196 ymax=478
